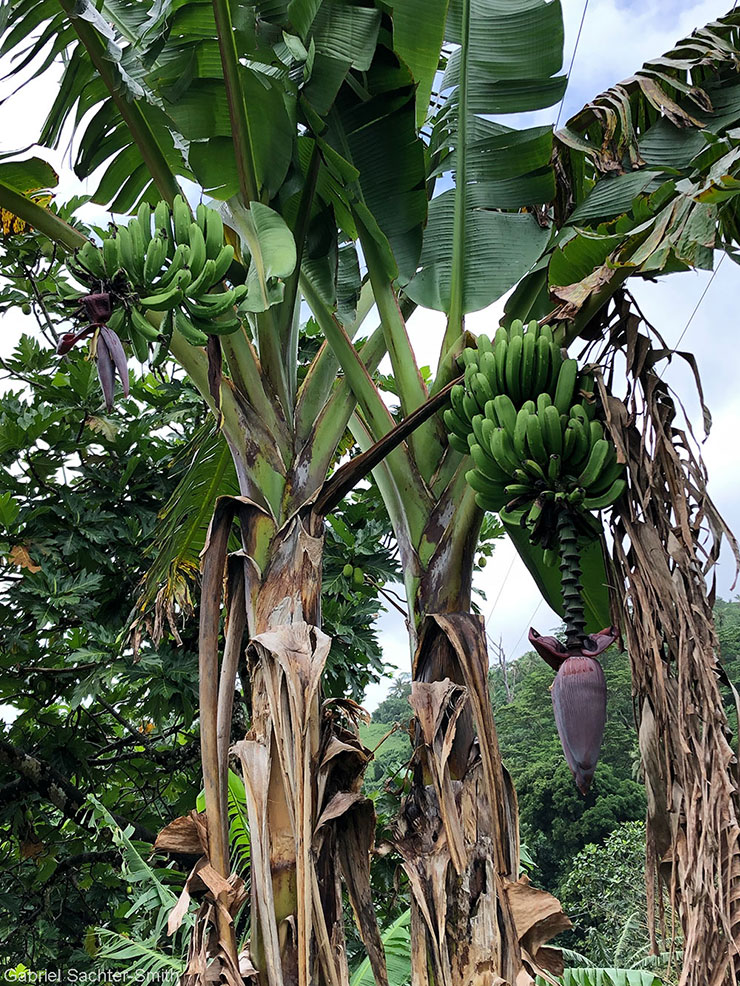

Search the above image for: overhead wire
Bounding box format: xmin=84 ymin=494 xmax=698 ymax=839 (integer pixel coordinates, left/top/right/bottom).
xmin=671 ymin=253 xmax=726 ymax=353
xmin=485 ymin=554 xmax=516 ymax=625
xmin=509 ymin=600 xmax=544 ymax=658
xmin=555 ymin=0 xmax=590 ymax=129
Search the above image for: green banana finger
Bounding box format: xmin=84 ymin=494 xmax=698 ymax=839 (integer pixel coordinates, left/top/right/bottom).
xmin=578 ymin=439 xmax=610 ymax=488
xmin=130 ymin=306 xmax=161 ymax=341
xmin=479 ymin=351 xmax=497 ymax=392
xmin=522 ymin=458 xmax=547 ymax=483
xmin=144 ymin=235 xmax=167 ymax=284
xmin=137 ymin=201 xmax=152 ymax=243
xmin=462 ymin=393 xmax=479 ymax=424
xmin=175 ymin=309 xmax=208 ymax=346
xmin=154 ymin=200 xmax=173 ymax=256
xmin=542 ymin=404 xmax=563 ymax=456
xmin=448 ymin=432 xmax=469 ymax=455
xmin=477 ymin=333 xmax=493 ymax=356
xmin=547 ymin=341 xmax=564 ymax=391
xmin=475 ymin=491 xmax=503 ymax=513
xmin=451 ymin=384 xmax=467 ymax=418
xmin=205 ymin=208 xmax=224 ymax=260
xmin=589 ymin=419 xmax=605 ymax=447
xmin=490 ymin=427 xmax=520 ymax=475
xmin=519 ymin=331 xmax=536 ymax=401
xmin=505 ymin=334 xmax=523 ymax=404
xmin=585 ymin=455 xmax=624 ymax=497
xmin=126 ymin=317 xmax=150 ymax=363
xmin=481 ymin=417 xmax=496 ymax=449
xmin=77 ymin=242 xmax=105 ymax=280
xmin=493 ymin=337 xmax=508 ymax=393
xmin=508 ymin=318 xmax=524 ymax=339
xmin=191 ymin=312 xmax=241 ymax=335
xmin=583 ymin=477 xmax=626 ymax=509
xmin=444 ymin=408 xmax=471 ymax=441
xmin=117 ymin=228 xmax=136 ymax=280
xmin=138 ymin=284 xmax=184 ymax=311
xmin=493 ymin=394 xmax=517 ymax=435
xmin=211 ymin=243 xmax=235 ymax=284
xmin=127 ymin=219 xmax=146 ymax=282
xmin=156 ymin=243 xmax=191 ymax=289
xmin=504 ymin=483 xmax=534 ymax=496
xmin=513 ymin=407 xmax=530 ymax=458
xmin=188 ymin=223 xmax=207 ymax=281
xmin=463 ymin=361 xmax=479 ymax=387
xmin=102 ymin=236 xmax=120 ymax=278
xmin=539 ymin=324 xmax=554 ymax=343
xmin=185 ymin=288 xmax=238 ymax=320
xmin=526 ymin=414 xmax=548 ymax=465
xmin=553 ymin=358 xmax=578 ymax=415
xmin=472 ymin=372 xmax=494 ymax=411
xmin=483 ymin=400 xmax=499 ymax=425
xmin=533 ymin=336 xmax=551 ymax=395
xmin=467 ymin=468 xmax=507 ymax=500
xmin=187 ymin=258 xmax=217 ymax=298
xmin=471 ymin=414 xmax=486 ymax=449
xmin=567 ymin=418 xmax=590 ymax=470
xmin=469 ymin=443 xmax=509 ymax=484
xmin=537 ymin=392 xmax=552 ymax=416
xmin=173 ymin=195 xmax=191 ymax=245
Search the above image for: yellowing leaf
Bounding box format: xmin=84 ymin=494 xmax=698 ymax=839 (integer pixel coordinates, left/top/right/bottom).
xmin=86 ymin=415 xmax=120 ymax=440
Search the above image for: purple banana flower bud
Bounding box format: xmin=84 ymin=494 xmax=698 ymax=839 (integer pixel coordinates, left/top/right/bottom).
xmin=82 ymin=292 xmax=113 ymax=324
xmin=529 ymin=625 xmax=617 ymax=793
xmin=551 ymin=655 xmax=607 ymax=795
xmin=96 ymin=333 xmax=116 ymax=410
xmin=99 ymin=326 xmax=130 ymax=400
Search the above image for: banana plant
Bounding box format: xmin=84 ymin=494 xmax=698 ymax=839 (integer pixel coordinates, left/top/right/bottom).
xmin=3 ymin=1 xmax=740 ymax=984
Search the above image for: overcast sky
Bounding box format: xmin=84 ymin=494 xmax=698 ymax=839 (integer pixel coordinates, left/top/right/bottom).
xmin=1 ymin=0 xmax=738 ymax=709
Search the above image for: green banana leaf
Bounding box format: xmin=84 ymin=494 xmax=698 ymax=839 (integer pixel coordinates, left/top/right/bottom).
xmin=350 ymin=909 xmax=411 ymax=986
xmin=536 ymin=971 xmax=663 ymax=986
xmin=404 ymin=0 xmax=565 ymax=321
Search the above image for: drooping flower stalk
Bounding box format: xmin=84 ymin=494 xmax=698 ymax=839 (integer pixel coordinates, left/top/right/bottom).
xmin=557 ymin=507 xmax=587 ymax=650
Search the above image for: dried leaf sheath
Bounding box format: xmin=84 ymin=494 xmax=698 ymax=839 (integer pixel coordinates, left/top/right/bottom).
xmin=189 ymin=498 xmax=387 ymax=986
xmin=595 ymin=303 xmax=740 ymax=984
xmin=396 ymin=614 xmax=569 ymax=985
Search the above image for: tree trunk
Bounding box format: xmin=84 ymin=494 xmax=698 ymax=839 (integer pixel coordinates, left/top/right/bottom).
xmin=393 ymin=502 xmax=570 ymax=986
xmin=193 ymin=495 xmax=384 ymax=986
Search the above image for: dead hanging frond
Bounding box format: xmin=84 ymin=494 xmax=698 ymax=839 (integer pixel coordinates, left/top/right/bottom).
xmin=592 ymin=292 xmax=740 ymax=985
xmin=128 ymin=424 xmax=241 ymax=651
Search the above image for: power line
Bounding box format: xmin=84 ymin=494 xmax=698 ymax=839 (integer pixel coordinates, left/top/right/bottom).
xmin=485 ymin=554 xmax=516 ymax=625
xmin=509 ymin=600 xmax=543 ymax=658
xmin=672 ymin=253 xmax=725 ymax=352
xmin=556 ymin=0 xmax=590 ymax=129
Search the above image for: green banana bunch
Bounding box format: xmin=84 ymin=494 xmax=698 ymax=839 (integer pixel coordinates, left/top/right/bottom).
xmin=444 ymin=320 xmax=628 ymax=526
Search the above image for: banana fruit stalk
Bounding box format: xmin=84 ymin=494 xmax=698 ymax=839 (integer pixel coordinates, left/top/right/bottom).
xmin=442 ymin=318 xmax=626 ymax=533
